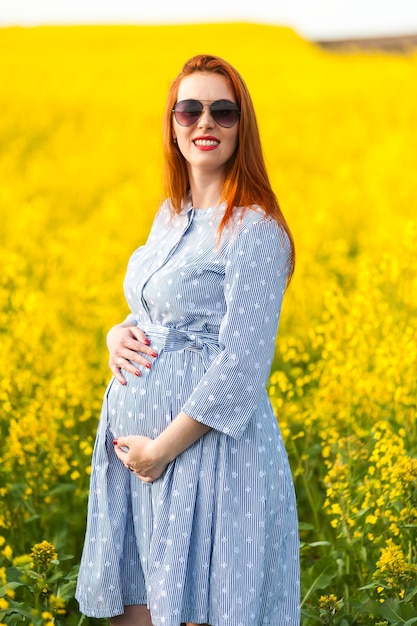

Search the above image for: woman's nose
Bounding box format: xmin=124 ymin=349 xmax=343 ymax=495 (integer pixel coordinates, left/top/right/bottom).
xmin=198 ymin=104 xmax=214 ymax=127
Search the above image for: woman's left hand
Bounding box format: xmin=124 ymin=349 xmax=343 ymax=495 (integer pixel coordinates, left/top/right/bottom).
xmin=113 ymin=435 xmax=169 ymax=483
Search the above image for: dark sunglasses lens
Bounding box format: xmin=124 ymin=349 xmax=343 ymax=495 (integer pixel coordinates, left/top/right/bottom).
xmin=174 ymin=101 xmax=203 ymax=126
xmin=210 ymin=104 xmax=240 ymax=127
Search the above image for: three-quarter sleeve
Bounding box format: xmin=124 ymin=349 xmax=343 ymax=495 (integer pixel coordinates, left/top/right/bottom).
xmin=181 ymin=217 xmax=291 ymax=439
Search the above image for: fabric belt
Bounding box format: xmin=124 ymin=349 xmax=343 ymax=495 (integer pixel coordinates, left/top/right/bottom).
xmin=139 ymin=322 xmax=221 ymax=369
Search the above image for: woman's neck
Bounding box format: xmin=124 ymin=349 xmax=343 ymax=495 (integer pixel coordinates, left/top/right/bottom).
xmin=188 ymin=171 xmax=223 ymax=210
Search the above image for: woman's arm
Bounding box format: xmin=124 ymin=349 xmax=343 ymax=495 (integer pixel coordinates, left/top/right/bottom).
xmin=113 ymin=412 xmax=211 ymax=482
xmin=181 ymin=218 xmax=291 ymax=439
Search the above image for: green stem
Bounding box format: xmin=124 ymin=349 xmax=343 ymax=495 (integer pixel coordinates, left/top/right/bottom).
xmin=289 ymin=436 xmax=322 ymax=535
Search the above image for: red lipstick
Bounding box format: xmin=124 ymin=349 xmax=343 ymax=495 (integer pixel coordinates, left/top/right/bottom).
xmin=193 ymin=135 xmax=220 ymax=151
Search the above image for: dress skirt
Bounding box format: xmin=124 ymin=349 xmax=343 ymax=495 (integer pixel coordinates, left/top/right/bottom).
xmin=76 ymin=325 xmax=299 ymax=626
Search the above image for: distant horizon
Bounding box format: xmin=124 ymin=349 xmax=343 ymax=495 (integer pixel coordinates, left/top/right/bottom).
xmin=1 ymin=21 xmax=417 ymax=43
xmin=2 ymin=0 xmax=417 ymax=41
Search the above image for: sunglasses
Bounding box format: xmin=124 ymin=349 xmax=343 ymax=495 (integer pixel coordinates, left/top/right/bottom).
xmin=172 ymin=99 xmax=240 ymax=128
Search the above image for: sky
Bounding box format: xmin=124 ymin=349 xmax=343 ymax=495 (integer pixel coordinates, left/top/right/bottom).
xmin=1 ymin=0 xmax=416 ymax=40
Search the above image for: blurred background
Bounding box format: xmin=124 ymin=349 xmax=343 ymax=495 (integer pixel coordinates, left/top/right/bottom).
xmin=2 ymin=0 xmax=417 ymax=41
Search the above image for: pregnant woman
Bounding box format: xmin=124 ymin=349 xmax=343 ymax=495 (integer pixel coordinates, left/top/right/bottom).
xmin=76 ymin=54 xmax=300 ymax=626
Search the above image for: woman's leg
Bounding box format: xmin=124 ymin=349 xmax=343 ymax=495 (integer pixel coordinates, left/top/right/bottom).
xmin=110 ymin=604 xmax=153 ymax=626
xmin=109 ymin=608 xmax=209 ymax=626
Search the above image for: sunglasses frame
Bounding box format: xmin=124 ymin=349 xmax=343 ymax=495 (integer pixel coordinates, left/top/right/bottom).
xmin=172 ymin=99 xmax=241 ymax=128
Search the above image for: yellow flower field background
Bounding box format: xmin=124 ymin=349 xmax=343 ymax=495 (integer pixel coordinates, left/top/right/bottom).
xmin=0 ymin=24 xmax=416 ymax=625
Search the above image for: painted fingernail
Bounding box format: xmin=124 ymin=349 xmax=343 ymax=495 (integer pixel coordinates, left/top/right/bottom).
xmin=145 ymin=362 xmax=151 ymax=369
xmin=150 ymin=351 xmax=158 ymax=358
xmin=113 ymin=439 xmax=118 ymax=445
xmin=134 ymin=370 xmax=141 ymax=377
xmin=143 ymin=338 xmax=151 ymax=346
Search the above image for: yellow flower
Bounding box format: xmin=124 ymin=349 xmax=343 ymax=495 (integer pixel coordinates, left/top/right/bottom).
xmin=319 ymin=593 xmax=340 ymax=608
xmin=319 ymin=594 xmax=343 ymax=618
xmin=1 ymin=545 xmax=12 ymax=560
xmin=30 ymin=541 xmax=58 ymax=573
xmin=41 ymin=612 xmax=55 ymax=626
xmin=373 ymin=537 xmax=417 ymax=600
xmin=375 ymin=539 xmax=410 ymax=577
xmin=49 ymin=594 xmax=66 ymax=615
xmin=13 ymin=554 xmax=32 ymax=568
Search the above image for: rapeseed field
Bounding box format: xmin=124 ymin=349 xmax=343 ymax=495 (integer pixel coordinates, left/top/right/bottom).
xmin=0 ymin=24 xmax=416 ymax=625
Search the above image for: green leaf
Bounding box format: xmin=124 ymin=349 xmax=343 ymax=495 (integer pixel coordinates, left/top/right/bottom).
xmin=374 ymin=597 xmax=417 ymax=625
xmin=0 ymin=581 xmax=23 ymax=595
xmin=301 ymin=556 xmax=338 ymax=607
xmin=48 ymin=483 xmax=77 ymax=496
xmin=5 ymin=567 xmax=24 ymax=583
xmin=57 ymin=553 xmax=76 ymax=563
xmin=57 ymin=579 xmax=78 ymax=598
xmin=0 ymin=600 xmax=35 ymax=620
xmin=404 ymin=585 xmax=417 ymax=603
xmin=358 ymin=582 xmax=379 ymax=591
xmin=301 ymin=606 xmax=322 ymax=622
xmin=300 ymin=541 xmax=331 ymax=548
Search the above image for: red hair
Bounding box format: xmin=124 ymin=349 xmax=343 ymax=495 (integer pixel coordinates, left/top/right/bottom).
xmin=162 ymin=54 xmax=295 ymax=279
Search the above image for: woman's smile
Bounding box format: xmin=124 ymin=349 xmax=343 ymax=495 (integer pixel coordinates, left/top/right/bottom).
xmin=192 ymin=135 xmax=220 ymax=150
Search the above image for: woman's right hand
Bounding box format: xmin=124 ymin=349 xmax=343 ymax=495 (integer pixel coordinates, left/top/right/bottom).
xmin=107 ymin=324 xmax=158 ymax=385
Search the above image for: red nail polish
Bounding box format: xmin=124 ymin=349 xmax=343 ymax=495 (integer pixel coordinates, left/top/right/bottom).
xmin=134 ymin=370 xmax=141 ymax=377
xmin=150 ymin=351 xmax=158 ymax=358
xmin=144 ymin=338 xmax=151 ymax=346
xmin=145 ymin=362 xmax=151 ymax=369
xmin=113 ymin=439 xmax=118 ymax=445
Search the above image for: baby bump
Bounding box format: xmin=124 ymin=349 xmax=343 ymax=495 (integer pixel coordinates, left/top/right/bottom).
xmin=106 ymin=365 xmax=166 ymax=438
xmin=106 ymin=350 xmax=204 ymax=439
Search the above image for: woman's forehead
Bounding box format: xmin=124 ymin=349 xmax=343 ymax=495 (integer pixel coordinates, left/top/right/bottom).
xmin=177 ymin=72 xmax=235 ymax=102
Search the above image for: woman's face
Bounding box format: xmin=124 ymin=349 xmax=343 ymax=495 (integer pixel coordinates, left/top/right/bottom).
xmin=172 ymin=72 xmax=239 ymax=180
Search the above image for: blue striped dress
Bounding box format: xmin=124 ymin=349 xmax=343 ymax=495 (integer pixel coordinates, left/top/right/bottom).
xmin=76 ymin=200 xmax=300 ymax=625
